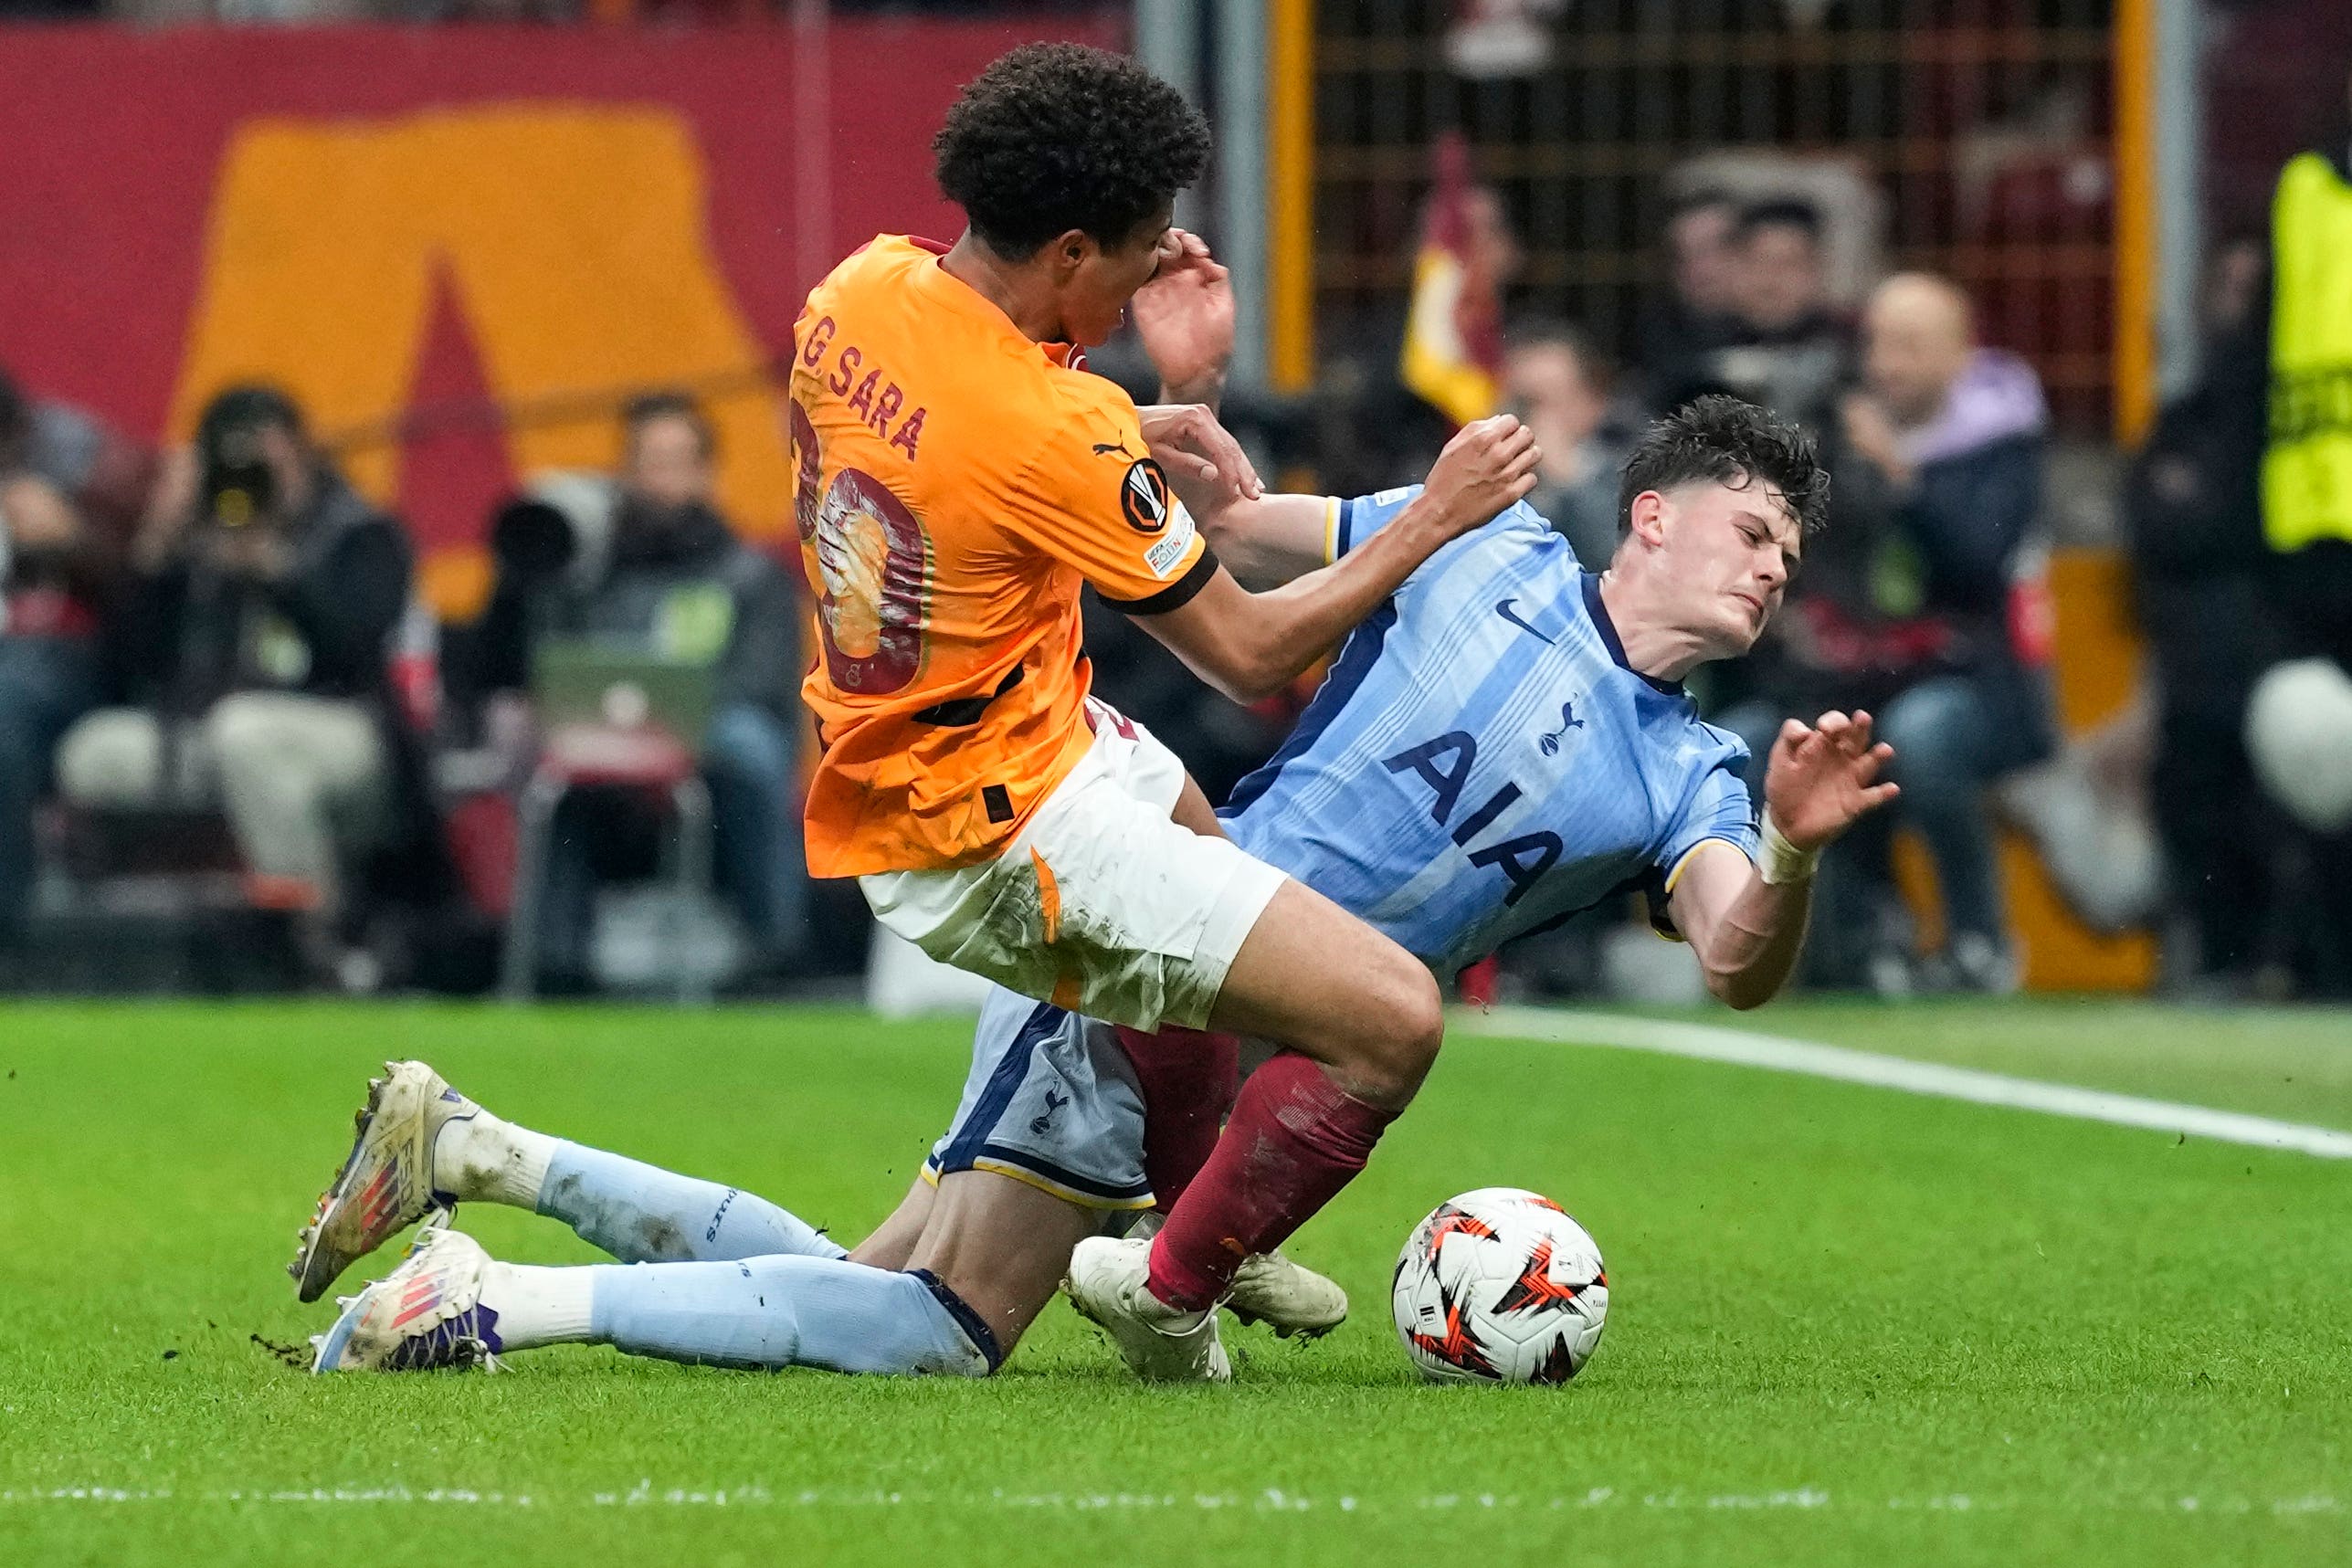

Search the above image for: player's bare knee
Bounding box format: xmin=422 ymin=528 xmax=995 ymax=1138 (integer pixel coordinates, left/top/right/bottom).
xmin=1344 ymin=963 xmax=1442 ymax=1106
xmin=1390 ymin=968 xmax=1446 ymax=1082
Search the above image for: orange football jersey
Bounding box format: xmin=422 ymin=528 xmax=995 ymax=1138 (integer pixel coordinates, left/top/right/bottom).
xmin=789 ymin=237 xmax=1214 ymax=877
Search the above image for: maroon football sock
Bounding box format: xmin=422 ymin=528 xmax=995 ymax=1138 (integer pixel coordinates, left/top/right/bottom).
xmin=1115 ymin=1025 xmax=1240 ymax=1212
xmin=1144 ymin=1051 xmax=1397 ymax=1311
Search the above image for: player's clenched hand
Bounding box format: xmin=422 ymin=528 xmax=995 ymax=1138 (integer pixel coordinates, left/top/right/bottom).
xmin=1137 ymin=402 xmax=1262 ymax=511
xmin=1763 ymin=709 xmax=1900 ymax=851
xmin=1132 ymin=229 xmax=1235 ymax=407
xmin=1419 ymin=415 xmax=1541 ymax=539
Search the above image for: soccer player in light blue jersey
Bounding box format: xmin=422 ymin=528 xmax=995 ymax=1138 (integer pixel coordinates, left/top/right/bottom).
xmin=1214 ymin=464 xmax=1769 ymax=984
xmin=1063 ymin=395 xmax=1897 ymax=1378
xmin=301 ymin=397 xmax=1896 ymax=1384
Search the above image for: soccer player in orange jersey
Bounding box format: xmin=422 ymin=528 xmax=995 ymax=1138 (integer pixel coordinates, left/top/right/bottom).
xmin=786 ymin=44 xmax=1537 ymax=1375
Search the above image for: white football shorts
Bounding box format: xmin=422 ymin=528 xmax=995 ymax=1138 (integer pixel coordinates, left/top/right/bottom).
xmin=860 ymin=698 xmax=1286 ymax=1033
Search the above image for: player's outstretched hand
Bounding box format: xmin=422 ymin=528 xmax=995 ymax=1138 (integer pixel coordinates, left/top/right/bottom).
xmin=1132 ymin=228 xmax=1238 ymax=409
xmin=1138 ymin=402 xmax=1262 ymax=512
xmin=1764 ymin=710 xmax=1901 ymax=851
xmin=1421 ymin=415 xmax=1541 ymax=538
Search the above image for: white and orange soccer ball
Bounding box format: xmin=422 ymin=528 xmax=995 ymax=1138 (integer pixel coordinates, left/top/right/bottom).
xmin=1390 ymin=1186 xmax=1608 ymax=1385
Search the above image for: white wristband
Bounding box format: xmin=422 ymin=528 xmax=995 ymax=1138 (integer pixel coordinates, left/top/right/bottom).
xmin=1757 ymin=813 xmax=1820 ymax=886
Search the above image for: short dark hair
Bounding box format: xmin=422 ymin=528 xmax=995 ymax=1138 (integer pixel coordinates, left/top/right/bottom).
xmin=1733 ymin=198 xmax=1824 ymax=247
xmin=933 ymin=43 xmax=1210 ymax=259
xmin=1503 ymin=316 xmax=1613 ymax=391
xmin=1618 ymin=395 xmax=1829 ymax=538
xmin=623 ymin=390 xmax=715 ymax=459
xmin=196 ymin=384 xmax=306 ymax=451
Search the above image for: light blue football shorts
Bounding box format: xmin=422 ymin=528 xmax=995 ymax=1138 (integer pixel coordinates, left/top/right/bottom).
xmin=922 ymin=984 xmax=1155 ymax=1211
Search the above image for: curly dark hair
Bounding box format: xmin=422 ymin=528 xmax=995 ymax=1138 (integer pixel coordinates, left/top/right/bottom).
xmin=933 ymin=43 xmax=1210 ymax=259
xmin=1617 ymin=394 xmax=1830 ymax=538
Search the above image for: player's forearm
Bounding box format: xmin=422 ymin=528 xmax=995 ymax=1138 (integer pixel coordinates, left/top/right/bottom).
xmin=1694 ymin=871 xmax=1813 ymax=1011
xmin=1214 ymin=497 xmax=1457 ymax=698
xmin=1193 ymin=493 xmax=1330 ymax=592
xmin=1157 ymin=368 xmax=1226 ymax=414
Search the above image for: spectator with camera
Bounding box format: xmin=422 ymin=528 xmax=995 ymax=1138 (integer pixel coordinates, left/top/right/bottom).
xmin=0 ymin=367 xmax=156 ymax=964
xmin=51 ymin=384 xmax=418 ymax=981
xmin=470 ymin=392 xmax=807 ymax=992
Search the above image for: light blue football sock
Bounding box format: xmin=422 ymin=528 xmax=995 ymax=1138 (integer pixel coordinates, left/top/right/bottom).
xmin=580 ymin=1256 xmax=996 ymax=1376
xmin=536 ymin=1142 xmax=849 ymax=1265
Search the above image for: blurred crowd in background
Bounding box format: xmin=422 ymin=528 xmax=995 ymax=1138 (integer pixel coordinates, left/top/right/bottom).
xmin=3 ymin=4 xmax=2349 ymax=1005
xmin=1091 ymin=150 xmax=2352 ymax=1007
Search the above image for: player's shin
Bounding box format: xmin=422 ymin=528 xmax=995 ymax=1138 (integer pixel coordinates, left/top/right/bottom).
xmin=533 ymin=1143 xmax=850 ymax=1265
xmin=575 ymin=1256 xmax=996 ymax=1374
xmin=1145 ymin=1051 xmax=1397 ymax=1311
xmin=1114 ymin=1024 xmax=1240 ymax=1209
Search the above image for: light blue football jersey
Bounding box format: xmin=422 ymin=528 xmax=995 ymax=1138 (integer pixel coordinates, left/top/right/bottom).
xmin=1219 ymin=487 xmax=1758 ymax=973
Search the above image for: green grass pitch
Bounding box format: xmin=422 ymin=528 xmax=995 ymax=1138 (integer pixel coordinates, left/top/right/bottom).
xmin=3 ymin=999 xmax=2349 ymax=1565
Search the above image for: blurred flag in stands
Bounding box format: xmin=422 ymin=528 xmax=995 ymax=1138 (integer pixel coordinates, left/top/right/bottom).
xmin=1399 ymin=132 xmax=1512 ymax=427
xmin=1402 ymin=132 xmax=1518 ymax=1009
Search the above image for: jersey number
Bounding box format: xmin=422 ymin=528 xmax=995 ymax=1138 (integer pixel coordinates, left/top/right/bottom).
xmin=792 ymin=398 xmax=928 ymax=695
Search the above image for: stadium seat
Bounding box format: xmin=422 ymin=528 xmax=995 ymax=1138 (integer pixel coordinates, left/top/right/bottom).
xmin=497 ymin=721 xmax=714 ymax=1005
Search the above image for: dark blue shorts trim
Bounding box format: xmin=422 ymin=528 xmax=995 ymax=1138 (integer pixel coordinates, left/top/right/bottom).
xmin=937 ymin=1000 xmax=1063 ymax=1171
xmin=940 ymin=1142 xmax=1154 ymax=1205
xmin=908 ymin=1268 xmax=1004 ymax=1373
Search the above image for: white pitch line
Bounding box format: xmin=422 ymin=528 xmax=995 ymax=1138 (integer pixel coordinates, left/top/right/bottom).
xmin=1461 ymin=1006 xmax=2352 ymax=1161
xmin=0 ymin=1485 xmax=2335 ymax=1515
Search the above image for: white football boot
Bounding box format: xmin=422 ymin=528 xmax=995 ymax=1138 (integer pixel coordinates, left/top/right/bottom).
xmin=1227 ymin=1251 xmax=1350 ymax=1340
xmin=290 ymin=1060 xmax=477 ymax=1303
xmin=1125 ymin=1213 xmax=1349 ymax=1341
xmin=1063 ymin=1236 xmax=1231 ymax=1383
xmin=311 ymin=1225 xmax=503 ymax=1373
